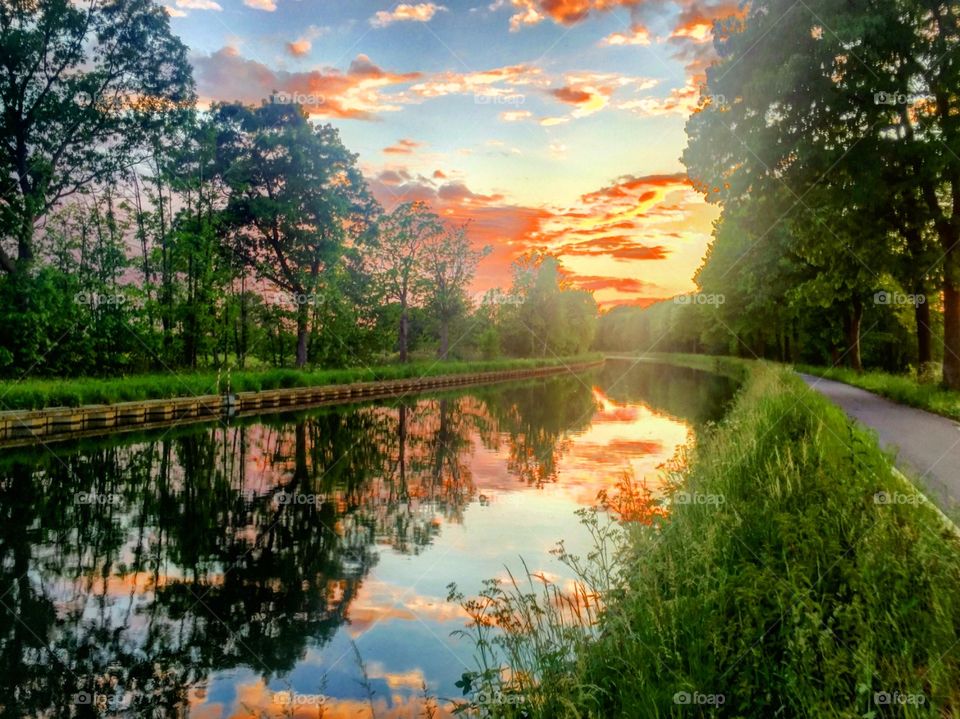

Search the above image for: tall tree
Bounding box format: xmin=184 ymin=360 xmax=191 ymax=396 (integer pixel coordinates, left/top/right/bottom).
xmin=0 ymin=0 xmax=195 ymax=277
xmin=423 ymin=223 xmax=489 ymax=359
xmin=216 ymin=102 xmax=377 ymax=368
xmin=369 ymin=201 xmax=443 ymax=363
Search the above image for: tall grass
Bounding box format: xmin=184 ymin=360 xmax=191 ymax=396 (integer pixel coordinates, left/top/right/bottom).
xmin=451 ymin=363 xmax=960 ymax=717
xmin=0 ymin=355 xmax=601 ymax=411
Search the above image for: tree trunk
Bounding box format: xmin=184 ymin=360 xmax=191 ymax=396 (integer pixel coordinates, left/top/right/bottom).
xmin=399 ymin=302 xmax=409 ymax=363
xmin=296 ymin=302 xmax=309 ymax=368
xmin=914 ymin=293 xmax=933 ymax=368
xmin=944 ymin=279 xmax=960 ymax=389
xmin=16 ymin=215 xmax=34 ymax=268
xmin=437 ymin=317 xmax=449 ymax=360
xmin=845 ymin=298 xmax=863 ymax=372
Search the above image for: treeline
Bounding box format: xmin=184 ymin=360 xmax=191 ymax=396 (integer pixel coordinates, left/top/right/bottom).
xmin=600 ymin=0 xmax=960 ymax=385
xmin=0 ymin=0 xmax=596 ymax=378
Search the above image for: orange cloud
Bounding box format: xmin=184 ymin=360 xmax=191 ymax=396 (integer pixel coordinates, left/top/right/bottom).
xmin=581 ymin=173 xmax=690 ymax=204
xmin=192 ymin=48 xmax=421 ymax=119
xmin=383 ymin=138 xmax=423 ymax=155
xmin=285 ymin=26 xmax=328 ymax=57
xmin=559 ymin=237 xmax=670 ymax=260
xmin=601 ymin=24 xmax=651 ymax=45
xmin=551 ymin=86 xmax=594 ymax=104
xmin=366 ymin=170 xmax=708 ymax=305
xmin=407 ymin=63 xmax=546 ymax=100
xmin=286 ymin=39 xmax=311 ymax=56
xmin=671 ymin=1 xmax=746 ymax=44
xmin=569 ymin=275 xmax=662 ymax=294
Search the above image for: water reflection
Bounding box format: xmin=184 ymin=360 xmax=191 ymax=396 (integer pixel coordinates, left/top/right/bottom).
xmin=0 ymin=362 xmax=735 ymax=718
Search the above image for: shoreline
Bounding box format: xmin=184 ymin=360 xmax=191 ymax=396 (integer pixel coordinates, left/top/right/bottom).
xmin=0 ymin=358 xmax=605 ymax=448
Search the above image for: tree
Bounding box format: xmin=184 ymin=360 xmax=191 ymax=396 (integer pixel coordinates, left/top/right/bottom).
xmin=216 ymin=102 xmax=377 ymax=368
xmin=0 ymin=0 xmax=195 ymax=277
xmin=683 ymin=0 xmax=959 ymax=381
xmin=423 ymin=223 xmax=489 ymax=359
xmin=500 ymin=253 xmax=598 ymax=357
xmin=368 ymin=201 xmax=443 ymax=362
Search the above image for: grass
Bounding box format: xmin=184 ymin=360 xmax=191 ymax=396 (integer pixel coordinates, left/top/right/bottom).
xmin=618 ymin=351 xmax=960 ymax=422
xmin=451 ymin=362 xmax=960 ymax=718
xmin=797 ymin=363 xmax=960 ymax=422
xmin=0 ymin=354 xmax=602 ymax=411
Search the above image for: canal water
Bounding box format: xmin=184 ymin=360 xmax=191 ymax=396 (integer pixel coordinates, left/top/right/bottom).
xmin=0 ymin=360 xmax=737 ymax=718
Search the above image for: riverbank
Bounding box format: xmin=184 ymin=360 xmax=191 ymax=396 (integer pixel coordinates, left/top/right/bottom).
xmin=0 ymin=357 xmax=603 ymax=447
xmin=456 ymin=361 xmax=960 ymax=717
xmin=0 ymin=355 xmax=601 ymax=411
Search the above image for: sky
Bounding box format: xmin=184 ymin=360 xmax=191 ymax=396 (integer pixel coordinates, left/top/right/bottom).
xmin=165 ymin=0 xmax=744 ymax=307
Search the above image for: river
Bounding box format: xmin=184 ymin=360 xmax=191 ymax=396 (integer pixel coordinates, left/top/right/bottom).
xmin=0 ymin=360 xmax=736 ymax=718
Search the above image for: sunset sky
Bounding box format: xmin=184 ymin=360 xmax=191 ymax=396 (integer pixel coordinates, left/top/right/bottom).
xmin=167 ymin=0 xmax=741 ymax=307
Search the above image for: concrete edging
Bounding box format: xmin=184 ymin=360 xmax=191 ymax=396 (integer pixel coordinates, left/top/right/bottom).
xmin=0 ymin=360 xmax=605 ymax=448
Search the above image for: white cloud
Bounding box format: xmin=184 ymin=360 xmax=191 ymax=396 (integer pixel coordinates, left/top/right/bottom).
xmin=175 ymin=0 xmax=221 ymax=10
xmin=500 ymin=110 xmax=533 ymax=122
xmin=371 ymin=3 xmax=447 ymax=28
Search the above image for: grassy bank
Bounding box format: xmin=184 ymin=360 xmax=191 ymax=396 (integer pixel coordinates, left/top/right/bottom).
xmin=454 ymin=362 xmax=960 ymax=717
xmin=0 ymin=354 xmax=601 ymax=411
xmin=798 ymin=364 xmax=960 ymax=422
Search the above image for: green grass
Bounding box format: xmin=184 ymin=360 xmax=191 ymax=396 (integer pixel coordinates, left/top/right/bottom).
xmin=452 ymin=362 xmax=960 ymax=717
xmin=0 ymin=354 xmax=602 ymax=411
xmin=798 ymin=364 xmax=960 ymax=422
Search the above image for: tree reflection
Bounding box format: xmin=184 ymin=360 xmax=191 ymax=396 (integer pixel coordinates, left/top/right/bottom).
xmin=479 ymin=376 xmax=597 ymax=486
xmin=599 ymin=361 xmax=738 ymax=425
xmin=0 ymin=373 xmax=604 ymax=716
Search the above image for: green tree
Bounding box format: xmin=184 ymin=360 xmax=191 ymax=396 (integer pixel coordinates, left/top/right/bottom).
xmin=215 ymin=101 xmax=377 ymax=368
xmin=0 ymin=0 xmax=194 ymax=277
xmin=368 ymin=201 xmax=443 ymax=362
xmin=423 ymin=223 xmax=489 ymax=359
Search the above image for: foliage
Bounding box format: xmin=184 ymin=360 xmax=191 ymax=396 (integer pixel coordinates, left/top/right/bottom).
xmin=452 ymin=362 xmax=960 ymax=717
